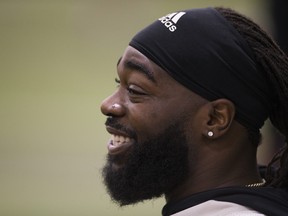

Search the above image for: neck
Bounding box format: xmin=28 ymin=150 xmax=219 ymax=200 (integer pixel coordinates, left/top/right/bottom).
xmin=165 ymin=166 xmax=261 ymax=204
xmin=165 ymin=137 xmax=261 ymax=204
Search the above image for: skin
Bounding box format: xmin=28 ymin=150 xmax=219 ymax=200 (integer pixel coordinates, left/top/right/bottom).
xmin=100 ymin=46 xmax=262 ymax=204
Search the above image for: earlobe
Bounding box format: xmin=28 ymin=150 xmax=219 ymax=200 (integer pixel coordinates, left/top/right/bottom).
xmin=205 ymin=99 xmax=236 ymax=138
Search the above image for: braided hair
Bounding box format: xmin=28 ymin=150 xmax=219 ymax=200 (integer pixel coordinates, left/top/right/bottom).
xmin=216 ymin=7 xmax=288 ymax=187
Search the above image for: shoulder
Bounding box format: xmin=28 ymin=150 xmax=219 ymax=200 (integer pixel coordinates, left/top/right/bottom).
xmin=171 ymin=200 xmax=265 ymax=216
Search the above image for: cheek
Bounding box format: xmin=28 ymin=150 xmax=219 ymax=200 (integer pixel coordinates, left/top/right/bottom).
xmin=127 ymin=104 xmax=182 ymax=138
xmin=128 ymin=106 xmax=159 ymax=129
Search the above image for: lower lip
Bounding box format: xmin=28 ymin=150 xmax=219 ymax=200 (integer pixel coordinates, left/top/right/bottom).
xmin=107 ymin=139 xmax=133 ymax=155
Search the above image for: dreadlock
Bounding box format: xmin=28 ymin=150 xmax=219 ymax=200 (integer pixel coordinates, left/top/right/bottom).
xmin=216 ymin=7 xmax=288 ymax=187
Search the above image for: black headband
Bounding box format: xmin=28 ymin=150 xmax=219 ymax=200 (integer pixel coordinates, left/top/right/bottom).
xmin=129 ymin=7 xmax=274 ymax=131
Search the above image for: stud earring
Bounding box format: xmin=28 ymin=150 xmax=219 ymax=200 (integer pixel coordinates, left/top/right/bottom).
xmin=112 ymin=103 xmax=120 ymax=109
xmin=208 ymin=131 xmax=214 ymax=137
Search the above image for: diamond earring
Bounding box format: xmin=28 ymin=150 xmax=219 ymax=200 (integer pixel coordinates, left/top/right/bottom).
xmin=208 ymin=131 xmax=214 ymax=137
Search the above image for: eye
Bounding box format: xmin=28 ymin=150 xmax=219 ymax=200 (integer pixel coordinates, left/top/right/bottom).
xmin=127 ymin=88 xmax=140 ymax=95
xmin=127 ymin=85 xmax=146 ymax=96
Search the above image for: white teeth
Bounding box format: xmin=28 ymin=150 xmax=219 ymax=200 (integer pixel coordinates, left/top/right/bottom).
xmin=112 ymin=134 xmax=131 ymax=146
xmin=120 ymin=136 xmax=125 ymax=142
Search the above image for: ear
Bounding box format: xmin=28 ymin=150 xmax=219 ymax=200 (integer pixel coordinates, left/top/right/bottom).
xmin=204 ymin=99 xmax=236 ymax=139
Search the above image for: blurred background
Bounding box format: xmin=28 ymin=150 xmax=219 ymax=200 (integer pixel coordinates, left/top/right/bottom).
xmin=0 ymin=0 xmax=286 ymax=215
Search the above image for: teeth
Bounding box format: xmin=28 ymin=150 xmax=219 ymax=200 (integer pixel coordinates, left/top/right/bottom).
xmin=112 ymin=134 xmax=131 ymax=146
xmin=120 ymin=136 xmax=124 ymax=142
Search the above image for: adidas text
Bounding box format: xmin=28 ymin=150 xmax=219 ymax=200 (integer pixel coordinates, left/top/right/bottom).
xmin=158 ymin=12 xmax=186 ymax=32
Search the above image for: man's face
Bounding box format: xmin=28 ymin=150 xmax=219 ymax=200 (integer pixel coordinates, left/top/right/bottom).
xmin=100 ymin=46 xmax=205 ymax=206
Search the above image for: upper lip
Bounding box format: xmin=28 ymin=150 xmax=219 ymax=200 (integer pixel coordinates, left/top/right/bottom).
xmin=106 ymin=126 xmax=130 ymax=137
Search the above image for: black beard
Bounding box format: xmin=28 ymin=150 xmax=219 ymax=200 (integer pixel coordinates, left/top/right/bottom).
xmin=102 ymin=122 xmax=189 ymax=206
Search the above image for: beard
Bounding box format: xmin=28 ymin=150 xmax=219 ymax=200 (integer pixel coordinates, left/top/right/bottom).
xmin=102 ymin=119 xmax=190 ymax=206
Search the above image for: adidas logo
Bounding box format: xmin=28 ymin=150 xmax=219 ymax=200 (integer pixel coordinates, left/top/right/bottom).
xmin=158 ymin=11 xmax=186 ymax=32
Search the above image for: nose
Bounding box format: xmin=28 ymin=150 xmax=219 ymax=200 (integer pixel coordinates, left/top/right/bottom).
xmin=100 ymin=93 xmax=125 ymax=117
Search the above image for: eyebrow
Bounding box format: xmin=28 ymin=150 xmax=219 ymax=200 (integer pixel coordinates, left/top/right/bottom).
xmin=123 ymin=60 xmax=156 ymax=83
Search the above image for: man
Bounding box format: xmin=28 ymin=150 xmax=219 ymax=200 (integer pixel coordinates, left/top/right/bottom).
xmin=100 ymin=7 xmax=288 ymax=215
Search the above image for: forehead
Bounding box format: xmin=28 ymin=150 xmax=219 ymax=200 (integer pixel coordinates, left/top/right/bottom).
xmin=120 ymin=46 xmax=150 ymax=66
xmin=118 ymin=46 xmax=173 ymax=84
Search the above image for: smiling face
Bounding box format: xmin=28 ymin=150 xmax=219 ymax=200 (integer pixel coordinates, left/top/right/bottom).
xmin=100 ymin=46 xmax=208 ymax=205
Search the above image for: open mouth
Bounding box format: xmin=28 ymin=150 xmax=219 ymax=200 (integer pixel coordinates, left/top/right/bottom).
xmin=108 ymin=134 xmax=134 ymax=155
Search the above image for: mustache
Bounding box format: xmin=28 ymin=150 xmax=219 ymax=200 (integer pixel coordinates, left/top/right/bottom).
xmin=105 ymin=117 xmax=136 ymax=139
